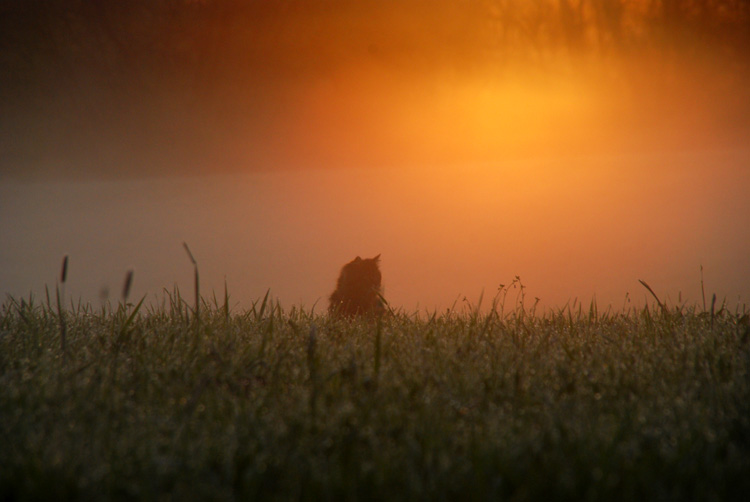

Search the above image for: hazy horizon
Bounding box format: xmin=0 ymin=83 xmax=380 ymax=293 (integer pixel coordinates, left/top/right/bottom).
xmin=3 ymin=149 xmax=748 ymax=314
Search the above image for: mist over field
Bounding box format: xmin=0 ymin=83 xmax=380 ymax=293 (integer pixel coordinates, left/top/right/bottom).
xmin=1 ymin=0 xmax=749 ymax=310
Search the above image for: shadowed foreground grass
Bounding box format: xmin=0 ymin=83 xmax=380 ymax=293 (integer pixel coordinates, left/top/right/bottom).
xmin=1 ymin=290 xmax=749 ymax=501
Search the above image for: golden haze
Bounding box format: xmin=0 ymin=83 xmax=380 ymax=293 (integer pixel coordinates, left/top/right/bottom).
xmin=1 ymin=1 xmax=748 ymax=309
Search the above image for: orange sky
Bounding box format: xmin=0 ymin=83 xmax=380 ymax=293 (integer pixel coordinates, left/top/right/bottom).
xmin=191 ymin=0 xmax=749 ymax=169
xmin=3 ymin=1 xmax=749 ymax=178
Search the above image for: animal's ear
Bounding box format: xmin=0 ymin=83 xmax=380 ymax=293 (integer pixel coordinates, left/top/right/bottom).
xmin=373 ymin=254 xmax=381 ymax=261
xmin=354 ymin=256 xmax=362 ymax=262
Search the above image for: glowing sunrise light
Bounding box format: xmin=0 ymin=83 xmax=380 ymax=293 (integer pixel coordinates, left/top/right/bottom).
xmin=282 ymin=67 xmax=608 ymax=171
xmin=406 ymin=75 xmax=602 ymax=162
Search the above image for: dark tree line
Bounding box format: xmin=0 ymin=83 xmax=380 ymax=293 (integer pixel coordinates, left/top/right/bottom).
xmin=2 ymin=0 xmax=749 ymax=98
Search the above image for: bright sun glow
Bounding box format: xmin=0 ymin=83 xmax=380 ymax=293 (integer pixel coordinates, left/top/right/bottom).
xmin=406 ymin=75 xmax=602 ymax=161
xmin=285 ymin=68 xmax=610 ymax=170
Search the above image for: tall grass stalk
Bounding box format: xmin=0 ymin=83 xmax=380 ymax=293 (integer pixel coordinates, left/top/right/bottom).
xmin=183 ymin=242 xmax=200 ymax=323
xmin=638 ymin=278 xmax=666 ymax=315
xmin=56 ymin=255 xmax=68 ymax=362
xmin=122 ymin=269 xmax=134 ymax=302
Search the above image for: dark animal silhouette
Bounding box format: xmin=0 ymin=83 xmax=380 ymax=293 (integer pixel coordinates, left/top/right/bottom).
xmin=329 ymin=254 xmax=385 ymax=317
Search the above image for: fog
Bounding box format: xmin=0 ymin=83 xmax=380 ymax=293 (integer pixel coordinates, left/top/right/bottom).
xmin=2 ymin=150 xmax=748 ymax=312
xmin=1 ymin=1 xmax=749 ymax=311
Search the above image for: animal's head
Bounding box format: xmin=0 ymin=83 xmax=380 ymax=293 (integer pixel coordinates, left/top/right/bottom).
xmin=330 ymin=254 xmax=385 ymax=316
xmin=341 ymin=254 xmax=381 ymax=290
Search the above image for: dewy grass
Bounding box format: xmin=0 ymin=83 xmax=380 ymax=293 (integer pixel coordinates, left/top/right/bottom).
xmin=1 ymin=287 xmax=749 ymax=501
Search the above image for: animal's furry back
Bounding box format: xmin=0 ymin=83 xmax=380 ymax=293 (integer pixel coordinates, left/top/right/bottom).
xmin=329 ymin=255 xmax=385 ymax=317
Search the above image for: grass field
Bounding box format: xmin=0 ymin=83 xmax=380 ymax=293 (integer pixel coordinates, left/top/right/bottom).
xmin=1 ymin=283 xmax=749 ymax=501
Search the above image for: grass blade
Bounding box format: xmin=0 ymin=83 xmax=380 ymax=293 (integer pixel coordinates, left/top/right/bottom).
xmin=638 ymin=279 xmax=667 ymax=315
xmin=122 ymin=270 xmax=134 ymax=302
xmin=183 ymin=242 xmax=200 ymax=322
xmin=223 ymin=279 xmax=229 ymax=322
xmin=120 ymin=295 xmax=146 ymax=335
xmin=60 ymin=255 xmax=69 ymax=283
xmin=258 ymin=289 xmax=270 ymax=321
